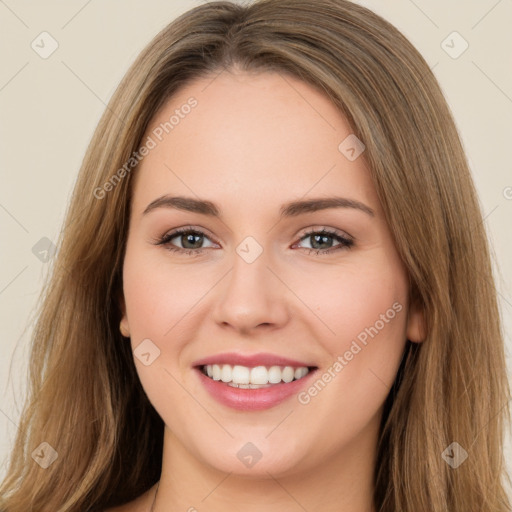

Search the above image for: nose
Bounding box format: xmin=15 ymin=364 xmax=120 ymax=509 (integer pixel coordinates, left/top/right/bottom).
xmin=211 ymin=247 xmax=290 ymax=335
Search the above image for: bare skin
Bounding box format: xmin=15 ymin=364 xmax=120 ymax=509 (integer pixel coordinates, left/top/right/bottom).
xmin=115 ymin=68 xmax=425 ymax=511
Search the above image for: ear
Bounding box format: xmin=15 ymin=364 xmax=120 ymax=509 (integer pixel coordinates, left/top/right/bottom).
xmin=119 ymin=294 xmax=131 ymax=338
xmin=406 ymin=298 xmax=426 ymax=343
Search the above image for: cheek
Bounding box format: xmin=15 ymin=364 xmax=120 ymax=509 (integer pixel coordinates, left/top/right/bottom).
xmin=299 ymin=256 xmax=409 ymax=390
xmin=301 ymin=260 xmax=407 ymax=341
xmin=121 ymin=248 xmax=206 ymax=412
xmin=122 ymin=248 xmax=209 ymax=340
xmin=287 ymin=262 xmax=409 ymax=454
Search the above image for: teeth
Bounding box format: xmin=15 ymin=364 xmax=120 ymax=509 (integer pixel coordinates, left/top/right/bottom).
xmin=203 ymin=364 xmax=311 ymax=386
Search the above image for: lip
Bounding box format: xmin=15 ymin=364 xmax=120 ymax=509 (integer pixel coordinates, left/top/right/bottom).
xmin=192 ymin=352 xmax=314 ymax=368
xmin=194 ymin=365 xmax=318 ymax=411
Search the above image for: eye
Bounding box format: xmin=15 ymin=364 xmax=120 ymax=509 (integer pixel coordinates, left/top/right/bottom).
xmin=155 ymin=226 xmax=217 ymax=256
xmin=294 ymin=228 xmax=354 ymax=256
xmin=154 ymin=226 xmax=354 ymax=256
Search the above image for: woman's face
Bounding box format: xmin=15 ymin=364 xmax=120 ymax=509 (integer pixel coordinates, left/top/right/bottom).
xmin=120 ymin=69 xmax=424 ymax=477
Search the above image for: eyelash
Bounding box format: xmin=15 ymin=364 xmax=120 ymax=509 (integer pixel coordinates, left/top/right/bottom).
xmin=154 ymin=226 xmax=354 ymax=257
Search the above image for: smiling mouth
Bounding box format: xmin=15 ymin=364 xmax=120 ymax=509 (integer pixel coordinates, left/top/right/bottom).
xmin=199 ymin=364 xmax=317 ymax=389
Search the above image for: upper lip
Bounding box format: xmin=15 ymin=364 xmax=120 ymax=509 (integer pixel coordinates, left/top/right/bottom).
xmin=192 ymin=352 xmax=316 ymax=368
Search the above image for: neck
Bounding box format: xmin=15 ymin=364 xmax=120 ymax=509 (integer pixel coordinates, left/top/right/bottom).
xmin=152 ymin=422 xmax=379 ymax=512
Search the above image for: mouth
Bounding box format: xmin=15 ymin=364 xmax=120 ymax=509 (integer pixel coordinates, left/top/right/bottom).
xmin=198 ymin=363 xmax=317 ymax=388
xmin=192 ymin=352 xmax=319 ymax=410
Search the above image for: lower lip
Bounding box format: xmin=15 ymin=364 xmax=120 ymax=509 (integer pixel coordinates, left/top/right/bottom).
xmin=195 ymin=367 xmax=318 ymax=411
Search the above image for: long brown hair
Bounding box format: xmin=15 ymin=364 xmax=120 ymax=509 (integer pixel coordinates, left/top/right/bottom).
xmin=1 ymin=1 xmax=510 ymax=510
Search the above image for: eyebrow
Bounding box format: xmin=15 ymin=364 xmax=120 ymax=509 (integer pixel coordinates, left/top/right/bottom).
xmin=142 ymin=195 xmax=375 ymax=218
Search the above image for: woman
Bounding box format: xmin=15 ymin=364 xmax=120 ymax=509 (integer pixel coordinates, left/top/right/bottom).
xmin=1 ymin=0 xmax=510 ymax=510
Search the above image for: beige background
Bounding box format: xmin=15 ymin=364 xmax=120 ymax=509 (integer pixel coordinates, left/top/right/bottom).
xmin=1 ymin=0 xmax=511 ymax=493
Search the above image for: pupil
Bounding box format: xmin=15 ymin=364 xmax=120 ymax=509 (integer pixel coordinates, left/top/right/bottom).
xmin=183 ymin=233 xmax=202 ymax=249
xmin=312 ymin=234 xmax=331 ymax=250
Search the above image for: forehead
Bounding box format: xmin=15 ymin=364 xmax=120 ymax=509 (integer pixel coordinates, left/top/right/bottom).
xmin=131 ymin=70 xmax=379 ymax=217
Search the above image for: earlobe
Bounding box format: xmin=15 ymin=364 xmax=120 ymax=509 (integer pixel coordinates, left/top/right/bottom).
xmin=120 ymin=317 xmax=130 ymax=338
xmin=406 ymin=302 xmax=426 ymax=343
xmin=119 ymin=295 xmax=130 ymax=338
